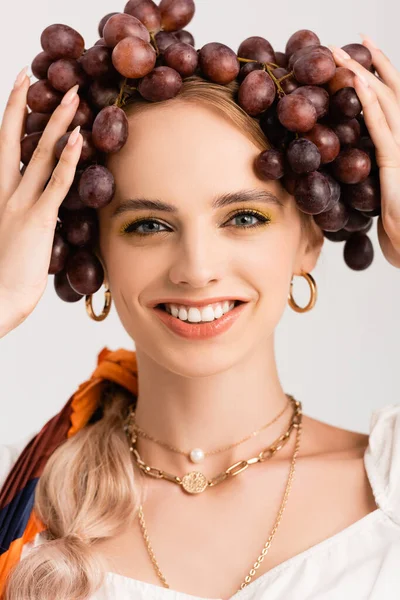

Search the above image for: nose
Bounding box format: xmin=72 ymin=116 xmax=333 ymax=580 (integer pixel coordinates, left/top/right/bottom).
xmin=168 ymin=224 xmax=225 ymax=288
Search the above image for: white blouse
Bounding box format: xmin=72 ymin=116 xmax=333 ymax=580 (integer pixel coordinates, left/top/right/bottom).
xmin=1 ymin=402 xmax=400 ymax=599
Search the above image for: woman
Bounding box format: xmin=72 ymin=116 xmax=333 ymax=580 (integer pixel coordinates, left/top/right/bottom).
xmin=0 ymin=4 xmax=400 ymax=597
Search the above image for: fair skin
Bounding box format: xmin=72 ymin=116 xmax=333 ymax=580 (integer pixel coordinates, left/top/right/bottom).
xmin=92 ymin=96 xmax=377 ymax=599
xmin=0 ymin=34 xmax=398 ymax=599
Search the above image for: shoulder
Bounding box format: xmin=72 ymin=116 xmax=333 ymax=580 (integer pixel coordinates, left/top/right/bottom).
xmin=363 ymin=403 xmax=400 ymax=525
xmin=0 ymin=430 xmax=38 ymax=490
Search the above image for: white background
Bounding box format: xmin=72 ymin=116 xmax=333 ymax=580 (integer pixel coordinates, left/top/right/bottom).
xmin=0 ymin=0 xmax=399 ymax=444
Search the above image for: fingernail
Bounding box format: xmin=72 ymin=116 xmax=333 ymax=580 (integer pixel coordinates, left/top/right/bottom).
xmin=68 ymin=125 xmax=81 ymax=146
xmin=360 ymin=33 xmax=379 ymax=49
xmin=13 ymin=66 xmax=29 ymax=89
xmin=333 ymin=46 xmax=351 ymax=60
xmin=61 ymin=84 xmax=80 ymax=106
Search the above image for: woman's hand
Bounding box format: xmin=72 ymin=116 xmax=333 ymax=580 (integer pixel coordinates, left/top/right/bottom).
xmin=329 ymin=36 xmax=400 ymax=268
xmin=0 ymin=68 xmax=83 ymax=338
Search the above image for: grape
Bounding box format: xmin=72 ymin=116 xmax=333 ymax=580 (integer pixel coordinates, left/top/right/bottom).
xmin=138 ymin=65 xmax=183 ymax=101
xmin=41 ymin=24 xmax=85 ymax=60
xmin=237 ymin=62 xmax=263 ymax=83
xmin=286 ymin=139 xmax=321 ymax=174
xmin=343 ymin=232 xmax=374 ymax=270
xmin=98 ymin=12 xmax=119 ymax=37
xmin=327 ymin=67 xmax=355 ymax=94
xmin=313 ymin=200 xmax=349 ymax=231
xmin=80 ymin=46 xmax=116 ymax=79
xmin=282 ymin=168 xmax=298 ymax=195
xmin=175 ymin=30 xmax=194 ymax=46
xmin=361 ymin=206 xmax=381 ymax=217
xmin=124 ymin=0 xmax=162 ymax=33
xmin=271 ymin=68 xmax=299 ymax=93
xmin=54 ymin=269 xmax=84 ymax=302
xmin=92 ymin=106 xmax=129 ymax=153
xmin=61 ymin=175 xmax=87 ymax=211
xmin=154 ymin=31 xmax=179 ymax=54
xmin=343 ymin=176 xmax=381 ymax=212
xmin=63 ymin=208 xmax=99 ymax=246
xmin=198 ymin=42 xmax=240 ymax=84
xmin=277 ymin=94 xmax=317 ymax=133
xmin=66 ymin=249 xmax=104 ymax=295
xmin=163 ymin=41 xmax=198 ymax=77
xmin=95 ymin=38 xmax=107 ymax=47
xmin=332 ymin=148 xmax=371 ymax=184
xmin=237 ymin=36 xmax=275 ymax=64
xmin=344 ymin=208 xmax=373 ymax=232
xmin=358 ymin=136 xmax=378 ymax=170
xmin=323 ymin=171 xmax=341 ymax=210
xmin=259 ymin=105 xmax=295 ymax=150
xmin=25 ymin=112 xmax=51 ymax=134
xmin=331 ymin=119 xmax=360 ymax=147
xmin=159 ymin=0 xmax=196 ymax=33
xmin=55 ymin=130 xmax=98 ymax=165
xmin=20 ymin=132 xmax=42 ymax=165
xmin=67 ymin=99 xmax=95 ymax=131
xmin=342 ymin=43 xmax=372 ymax=69
xmin=323 ymin=228 xmax=351 ymax=242
xmin=291 ymin=85 xmax=329 ymax=119
xmin=293 ymin=48 xmax=336 ymax=85
xmin=78 ymin=165 xmax=116 ymax=208
xmin=49 ymin=231 xmax=70 ymax=274
xmin=27 ymin=80 xmax=63 ymax=113
xmin=275 ymin=52 xmax=288 ymax=68
xmin=112 ymin=36 xmax=157 ymax=78
xmin=88 ymin=80 xmax=120 ymax=109
xmin=285 ymin=30 xmax=320 ymax=57
xmin=330 ymin=87 xmax=362 ymax=120
xmin=48 ymin=58 xmax=88 ymax=92
xmin=294 ymin=171 xmax=331 ymax=214
xmin=288 ymin=45 xmax=332 ymax=70
xmin=302 ymin=124 xmax=340 ymax=164
xmin=238 ymin=70 xmax=276 ymax=116
xmin=254 ymin=149 xmax=285 ymax=180
xmin=31 ymin=51 xmax=53 ymax=79
xmin=103 ymin=13 xmax=150 ymax=48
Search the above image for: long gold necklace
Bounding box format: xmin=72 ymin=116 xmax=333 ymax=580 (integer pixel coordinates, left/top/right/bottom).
xmin=130 ymin=395 xmax=291 ymax=464
xmin=123 ymin=398 xmax=303 ymax=593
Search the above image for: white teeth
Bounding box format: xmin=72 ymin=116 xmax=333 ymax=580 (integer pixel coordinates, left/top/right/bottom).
xmin=166 ymin=301 xmax=236 ymax=323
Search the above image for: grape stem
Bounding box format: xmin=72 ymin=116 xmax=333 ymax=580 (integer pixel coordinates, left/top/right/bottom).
xmin=150 ymin=32 xmax=160 ymax=56
xmin=237 ymin=56 xmax=294 ymax=98
xmin=114 ymin=78 xmax=138 ymax=108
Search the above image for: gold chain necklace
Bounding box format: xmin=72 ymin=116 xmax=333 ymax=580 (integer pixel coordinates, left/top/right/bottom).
xmin=130 ymin=395 xmax=291 ymax=464
xmin=123 ymin=397 xmax=303 ymax=592
xmin=124 ymin=395 xmax=300 ymax=494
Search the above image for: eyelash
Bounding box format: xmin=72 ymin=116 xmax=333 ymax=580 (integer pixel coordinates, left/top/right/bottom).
xmin=119 ymin=209 xmax=272 ymax=237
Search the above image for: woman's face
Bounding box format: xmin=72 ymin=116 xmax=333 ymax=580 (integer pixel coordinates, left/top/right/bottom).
xmin=97 ymin=101 xmax=323 ymax=373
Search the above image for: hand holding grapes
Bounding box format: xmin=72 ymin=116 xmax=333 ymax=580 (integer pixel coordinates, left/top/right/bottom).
xmin=0 ymin=73 xmax=83 ymax=337
xmin=330 ymin=36 xmax=400 ymax=268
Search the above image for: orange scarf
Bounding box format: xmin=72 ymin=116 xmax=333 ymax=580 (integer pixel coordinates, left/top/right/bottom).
xmin=0 ymin=347 xmax=138 ymax=596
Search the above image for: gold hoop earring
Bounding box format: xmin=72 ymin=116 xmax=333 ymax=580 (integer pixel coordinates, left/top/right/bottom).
xmin=85 ymin=285 xmax=112 ymax=321
xmin=288 ymin=271 xmax=317 ymax=313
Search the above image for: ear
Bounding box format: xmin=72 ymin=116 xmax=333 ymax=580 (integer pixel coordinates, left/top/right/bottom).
xmin=294 ymin=217 xmax=325 ymax=275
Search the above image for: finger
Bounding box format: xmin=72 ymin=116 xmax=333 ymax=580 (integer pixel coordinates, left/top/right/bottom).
xmin=329 ymin=45 xmax=400 ymax=145
xmin=0 ymin=67 xmax=31 ymax=203
xmin=377 ymin=215 xmax=400 ymax=268
xmin=352 ymin=75 xmax=400 ymax=168
xmin=15 ymin=84 xmax=80 ymax=209
xmin=30 ymin=125 xmax=83 ymax=226
xmin=359 ymin=34 xmax=400 ymax=99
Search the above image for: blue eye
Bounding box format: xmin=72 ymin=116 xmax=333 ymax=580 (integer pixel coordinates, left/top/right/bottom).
xmin=120 ymin=209 xmax=272 ymax=236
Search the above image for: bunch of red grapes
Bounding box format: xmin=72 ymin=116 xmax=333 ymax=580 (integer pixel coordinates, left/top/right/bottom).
xmin=21 ymin=0 xmax=381 ymax=304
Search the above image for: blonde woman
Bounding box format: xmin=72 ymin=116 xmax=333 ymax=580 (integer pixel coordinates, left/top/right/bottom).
xmin=1 ymin=3 xmax=400 ymax=599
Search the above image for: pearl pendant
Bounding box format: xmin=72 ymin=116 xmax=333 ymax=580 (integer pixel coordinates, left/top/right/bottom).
xmin=189 ymin=448 xmax=205 ymax=463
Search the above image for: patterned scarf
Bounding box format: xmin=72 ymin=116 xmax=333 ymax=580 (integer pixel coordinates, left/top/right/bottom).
xmin=0 ymin=347 xmax=139 ymax=596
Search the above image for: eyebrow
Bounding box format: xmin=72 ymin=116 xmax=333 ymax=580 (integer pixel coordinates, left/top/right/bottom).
xmin=111 ymin=189 xmax=284 ymax=219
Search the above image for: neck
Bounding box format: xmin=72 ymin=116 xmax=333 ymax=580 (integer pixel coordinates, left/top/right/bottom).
xmin=132 ymin=334 xmax=296 ymax=476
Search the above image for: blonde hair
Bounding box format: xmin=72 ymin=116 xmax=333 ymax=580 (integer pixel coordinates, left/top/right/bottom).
xmin=4 ymin=74 xmax=315 ymax=600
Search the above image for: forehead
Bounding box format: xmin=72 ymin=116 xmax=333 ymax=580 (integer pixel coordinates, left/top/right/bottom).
xmin=106 ymin=102 xmax=270 ymax=203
